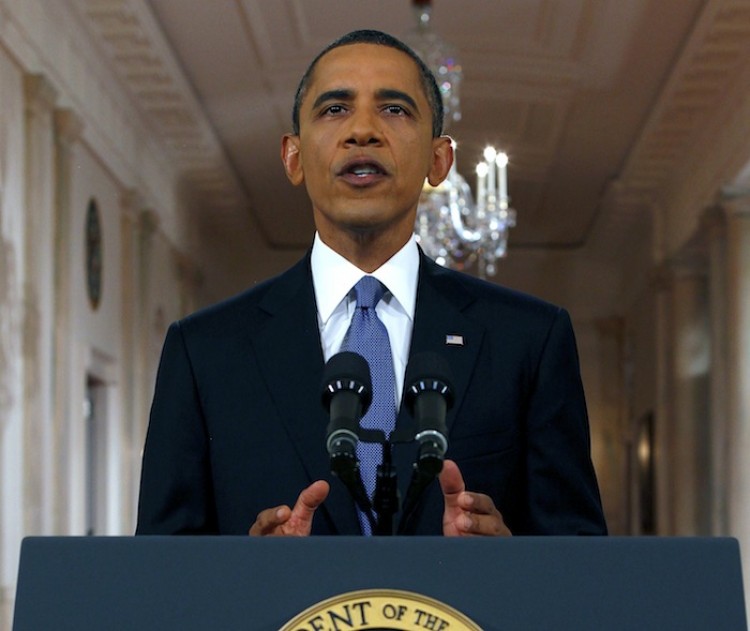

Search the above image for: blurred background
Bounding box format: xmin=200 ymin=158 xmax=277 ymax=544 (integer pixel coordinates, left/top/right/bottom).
xmin=2 ymin=0 xmax=750 ymax=626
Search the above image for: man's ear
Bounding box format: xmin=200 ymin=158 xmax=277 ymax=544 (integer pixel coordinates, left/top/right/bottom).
xmin=427 ymin=135 xmax=454 ymax=187
xmin=281 ymin=134 xmax=304 ymax=186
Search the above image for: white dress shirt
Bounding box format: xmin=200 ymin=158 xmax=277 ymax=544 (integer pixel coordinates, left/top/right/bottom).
xmin=311 ymin=232 xmax=420 ymax=405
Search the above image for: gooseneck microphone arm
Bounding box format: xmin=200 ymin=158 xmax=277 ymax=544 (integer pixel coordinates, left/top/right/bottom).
xmin=321 ymin=352 xmax=376 ymax=532
xmin=373 ymin=442 xmax=399 ymax=535
xmin=398 ymin=352 xmax=454 ymax=534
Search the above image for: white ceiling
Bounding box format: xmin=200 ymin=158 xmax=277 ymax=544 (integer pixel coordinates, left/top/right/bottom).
xmin=74 ymin=0 xmax=750 ymax=306
xmin=145 ymin=0 xmax=704 ymax=249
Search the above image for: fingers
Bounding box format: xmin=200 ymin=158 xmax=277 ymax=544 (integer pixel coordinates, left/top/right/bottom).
xmin=248 ymin=505 xmax=292 ymax=536
xmin=248 ymin=480 xmax=330 ymax=537
xmin=454 ymin=495 xmax=512 ymax=536
xmin=457 ymin=490 xmax=497 ymax=516
xmin=287 ymin=480 xmax=330 ymax=530
xmin=440 ymin=459 xmax=511 ymax=537
xmin=439 ymin=459 xmax=466 ymax=501
xmin=440 ymin=459 xmax=469 ymax=537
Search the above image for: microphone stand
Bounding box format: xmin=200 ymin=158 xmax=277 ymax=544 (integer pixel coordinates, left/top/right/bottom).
xmin=335 ymin=426 xmax=446 ymax=535
xmin=397 ymin=463 xmax=440 ymax=535
xmin=338 ymin=429 xmax=402 ymax=536
xmin=329 ymin=449 xmax=377 ymax=534
xmin=373 ymin=441 xmax=399 ymax=536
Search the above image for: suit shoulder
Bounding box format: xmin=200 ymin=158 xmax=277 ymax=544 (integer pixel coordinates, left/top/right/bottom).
xmin=428 ymin=260 xmax=565 ymax=321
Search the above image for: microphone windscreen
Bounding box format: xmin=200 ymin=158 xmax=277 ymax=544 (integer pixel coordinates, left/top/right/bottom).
xmin=404 ymin=352 xmax=455 ymax=409
xmin=321 ymin=351 xmax=372 ymax=410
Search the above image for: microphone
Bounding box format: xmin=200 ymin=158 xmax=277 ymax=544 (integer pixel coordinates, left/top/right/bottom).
xmin=397 ymin=352 xmax=455 ymax=534
xmin=321 ymin=351 xmax=372 ymax=473
xmin=321 ymin=351 xmax=376 ymax=531
xmin=404 ymin=352 xmax=454 ymax=476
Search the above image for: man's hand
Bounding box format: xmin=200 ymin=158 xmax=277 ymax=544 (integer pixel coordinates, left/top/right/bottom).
xmin=248 ymin=480 xmax=330 ymax=536
xmin=439 ymin=459 xmax=511 ymax=537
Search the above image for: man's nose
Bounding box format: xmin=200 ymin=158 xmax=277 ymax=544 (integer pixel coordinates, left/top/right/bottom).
xmin=344 ymin=109 xmax=383 ymax=146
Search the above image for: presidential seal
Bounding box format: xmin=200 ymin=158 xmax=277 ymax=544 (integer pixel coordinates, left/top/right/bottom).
xmin=279 ymin=588 xmax=483 ymax=630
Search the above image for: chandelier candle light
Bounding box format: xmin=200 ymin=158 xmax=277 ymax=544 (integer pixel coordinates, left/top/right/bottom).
xmin=407 ymin=0 xmax=517 ymax=277
xmin=416 ymin=143 xmax=516 ymax=278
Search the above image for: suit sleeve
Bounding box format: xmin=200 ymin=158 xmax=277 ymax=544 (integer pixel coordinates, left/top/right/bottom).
xmin=135 ymin=322 xmax=218 ymax=534
xmin=523 ymin=308 xmax=607 ymax=535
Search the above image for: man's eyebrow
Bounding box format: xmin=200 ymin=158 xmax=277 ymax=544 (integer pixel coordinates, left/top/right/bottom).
xmin=376 ymin=89 xmax=419 ymax=112
xmin=311 ymin=89 xmax=354 ymax=111
xmin=310 ymin=88 xmax=421 ymax=114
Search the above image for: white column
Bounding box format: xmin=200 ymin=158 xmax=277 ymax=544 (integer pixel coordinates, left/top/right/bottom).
xmin=22 ymin=73 xmax=58 ymax=537
xmin=669 ymin=257 xmax=711 ymax=536
xmin=653 ymin=264 xmax=676 ymax=535
xmin=704 ymin=207 xmax=730 ymax=534
xmin=136 ymin=209 xmax=160 ymax=441
xmin=725 ymin=202 xmax=750 ymax=578
xmin=175 ymin=249 xmax=203 ymax=319
xmin=723 ymin=200 xmax=750 ymax=622
xmin=582 ymin=317 xmax=627 ymax=534
xmin=51 ymin=108 xmax=84 ymax=533
xmin=0 ymin=58 xmax=27 ymax=631
xmin=119 ymin=192 xmax=153 ymax=532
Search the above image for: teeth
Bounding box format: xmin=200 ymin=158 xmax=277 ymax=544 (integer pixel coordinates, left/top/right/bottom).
xmin=351 ymin=165 xmax=379 ymax=176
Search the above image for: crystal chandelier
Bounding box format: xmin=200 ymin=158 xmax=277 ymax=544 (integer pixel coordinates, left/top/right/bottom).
xmin=405 ymin=0 xmax=517 ymax=277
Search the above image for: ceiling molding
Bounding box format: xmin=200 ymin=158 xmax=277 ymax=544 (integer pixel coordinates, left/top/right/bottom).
xmin=595 ymin=0 xmax=750 ymax=263
xmin=617 ymin=0 xmax=750 ymax=196
xmin=72 ymin=0 xmax=247 ymax=214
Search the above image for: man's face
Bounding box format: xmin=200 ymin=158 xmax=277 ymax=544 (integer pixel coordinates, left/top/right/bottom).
xmin=282 ymin=43 xmax=452 ymax=250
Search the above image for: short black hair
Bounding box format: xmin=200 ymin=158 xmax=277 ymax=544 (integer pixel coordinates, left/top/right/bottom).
xmin=291 ymin=29 xmax=444 ymax=138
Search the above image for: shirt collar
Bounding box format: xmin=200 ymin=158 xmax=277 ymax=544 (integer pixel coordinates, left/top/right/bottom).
xmin=311 ymin=232 xmax=420 ymax=324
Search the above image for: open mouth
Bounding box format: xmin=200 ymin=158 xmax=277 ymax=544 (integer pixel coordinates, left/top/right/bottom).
xmin=338 ymin=158 xmax=388 ymax=184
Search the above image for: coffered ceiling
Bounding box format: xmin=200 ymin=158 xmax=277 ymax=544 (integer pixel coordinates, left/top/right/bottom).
xmin=72 ymin=0 xmax=750 ymax=307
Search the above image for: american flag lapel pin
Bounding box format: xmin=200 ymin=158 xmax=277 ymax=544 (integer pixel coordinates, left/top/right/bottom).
xmin=445 ymin=334 xmax=464 ymax=346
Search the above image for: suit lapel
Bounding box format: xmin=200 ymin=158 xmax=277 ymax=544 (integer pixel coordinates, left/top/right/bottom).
xmin=408 ymin=254 xmax=486 ymax=428
xmin=250 ymin=255 xmax=360 ymax=534
xmin=393 ymin=253 xmax=486 ymax=502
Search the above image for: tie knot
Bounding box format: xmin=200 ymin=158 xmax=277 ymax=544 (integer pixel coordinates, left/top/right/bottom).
xmin=353 ymin=276 xmax=385 ymax=310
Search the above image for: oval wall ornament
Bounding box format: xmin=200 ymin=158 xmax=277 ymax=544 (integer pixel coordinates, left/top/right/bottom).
xmin=85 ymin=197 xmax=103 ymax=310
xmin=279 ymin=588 xmax=483 ymax=631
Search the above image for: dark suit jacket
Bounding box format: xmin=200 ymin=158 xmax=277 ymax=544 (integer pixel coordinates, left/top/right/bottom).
xmin=136 ymin=251 xmax=606 ymax=536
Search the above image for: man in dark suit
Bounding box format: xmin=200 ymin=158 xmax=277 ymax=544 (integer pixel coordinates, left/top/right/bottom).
xmin=136 ymin=30 xmax=606 ymax=537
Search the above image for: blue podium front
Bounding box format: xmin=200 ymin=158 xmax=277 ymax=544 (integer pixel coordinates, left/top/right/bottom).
xmin=13 ymin=536 xmax=746 ymax=630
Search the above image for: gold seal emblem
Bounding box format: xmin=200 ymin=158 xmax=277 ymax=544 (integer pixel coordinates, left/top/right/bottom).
xmin=279 ymin=588 xmax=483 ymax=630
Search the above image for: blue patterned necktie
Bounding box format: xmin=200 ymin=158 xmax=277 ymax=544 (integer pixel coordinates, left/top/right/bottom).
xmin=341 ymin=275 xmax=397 ymax=535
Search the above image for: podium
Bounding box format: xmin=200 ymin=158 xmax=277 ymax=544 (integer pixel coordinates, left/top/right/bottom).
xmin=13 ymin=536 xmax=746 ymax=630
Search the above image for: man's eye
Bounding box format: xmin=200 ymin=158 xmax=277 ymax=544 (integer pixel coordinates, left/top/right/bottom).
xmin=323 ymin=104 xmax=346 ymax=115
xmin=384 ymin=105 xmax=408 ymax=115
